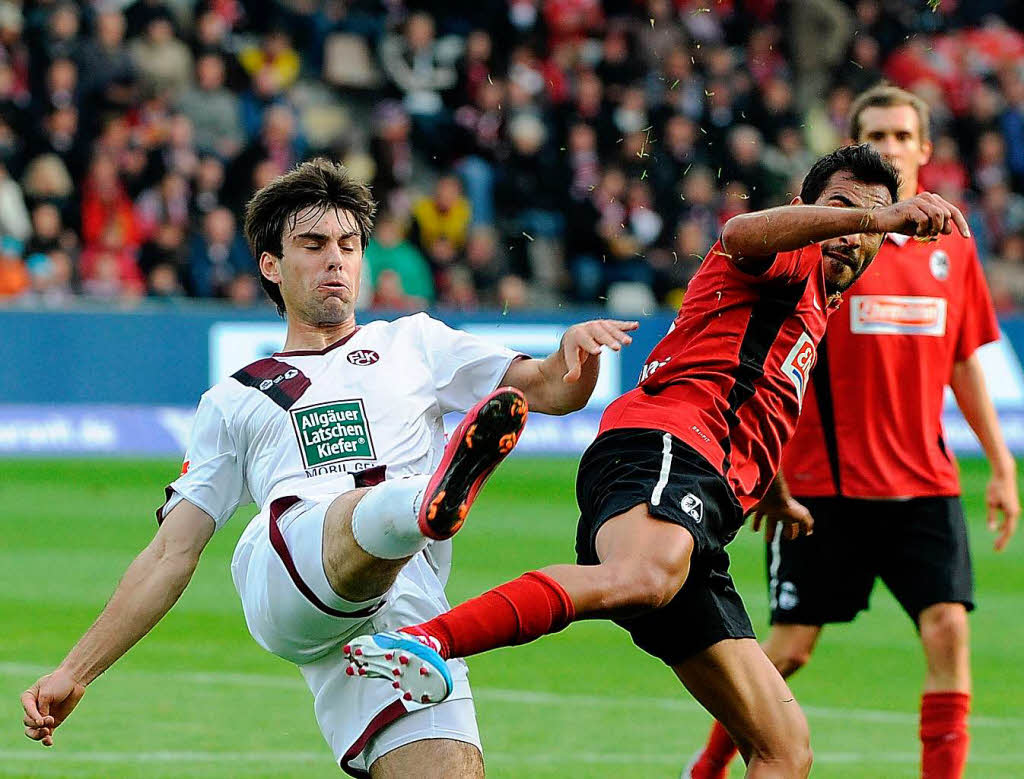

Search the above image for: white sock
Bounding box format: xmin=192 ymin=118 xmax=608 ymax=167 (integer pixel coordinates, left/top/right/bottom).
xmin=350 ymin=475 xmax=430 ymax=560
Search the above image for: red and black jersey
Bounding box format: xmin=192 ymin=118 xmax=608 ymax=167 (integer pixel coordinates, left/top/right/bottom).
xmin=600 ymin=240 xmax=838 ymax=512
xmin=782 ymin=229 xmax=999 ymax=499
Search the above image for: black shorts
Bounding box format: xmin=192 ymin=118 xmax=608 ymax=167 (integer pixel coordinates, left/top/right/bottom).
xmin=767 ymin=496 xmax=974 ymax=626
xmin=574 ymin=428 xmax=755 ymax=665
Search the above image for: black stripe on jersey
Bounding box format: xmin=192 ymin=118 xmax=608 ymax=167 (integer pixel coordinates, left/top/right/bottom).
xmin=231 ymin=357 xmax=311 ymax=411
xmin=720 ymin=277 xmax=809 ymax=466
xmin=809 ymin=333 xmax=842 ymax=494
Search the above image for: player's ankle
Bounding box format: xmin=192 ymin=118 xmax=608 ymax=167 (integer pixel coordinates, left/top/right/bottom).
xmin=399 ymin=626 xmax=449 ymax=658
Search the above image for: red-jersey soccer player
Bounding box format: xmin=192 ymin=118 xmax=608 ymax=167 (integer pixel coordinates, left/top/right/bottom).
xmin=344 ymin=145 xmax=971 ymax=778
xmin=688 ymin=86 xmax=1019 ymax=779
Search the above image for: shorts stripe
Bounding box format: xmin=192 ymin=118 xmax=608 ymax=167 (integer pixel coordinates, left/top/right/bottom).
xmin=650 ymin=433 xmax=673 ymax=506
xmin=267 ymin=496 xmax=386 ymax=620
xmin=768 ymin=532 xmax=782 ymax=610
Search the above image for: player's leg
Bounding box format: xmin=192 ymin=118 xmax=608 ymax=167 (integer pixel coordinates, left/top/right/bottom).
xmin=674 ymin=639 xmax=812 ymax=779
xmin=322 ymin=387 xmax=527 ymax=603
xmin=880 ymin=497 xmax=973 ymax=779
xmin=686 ymin=624 xmax=821 ymax=779
xmin=689 ymin=497 xmax=868 ymax=779
xmin=344 ymin=502 xmax=697 ymax=697
xmin=363 ymin=696 xmax=484 ymax=779
xmin=370 ymin=740 xmax=484 ymax=779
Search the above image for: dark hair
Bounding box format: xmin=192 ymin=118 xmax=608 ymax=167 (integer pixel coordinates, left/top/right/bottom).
xmin=799 ymin=144 xmax=900 ymax=207
xmin=244 ymin=158 xmax=376 ymax=316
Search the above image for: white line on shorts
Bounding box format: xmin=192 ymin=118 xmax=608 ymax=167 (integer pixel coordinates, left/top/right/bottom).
xmin=650 ymin=432 xmax=673 ymax=506
xmin=2 ymin=661 xmax=1022 ymax=729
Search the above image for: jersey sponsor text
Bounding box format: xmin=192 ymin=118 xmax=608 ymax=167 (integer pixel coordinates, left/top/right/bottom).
xmin=291 ymin=400 xmax=376 ymax=469
xmin=782 ymin=332 xmax=816 ymax=409
xmin=850 ymin=295 xmax=947 ymax=336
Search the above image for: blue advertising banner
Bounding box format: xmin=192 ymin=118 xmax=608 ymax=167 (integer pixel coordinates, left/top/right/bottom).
xmin=2 ymin=307 xmax=1024 ymax=457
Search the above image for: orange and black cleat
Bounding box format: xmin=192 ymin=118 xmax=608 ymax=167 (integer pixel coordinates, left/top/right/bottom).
xmin=418 ymin=387 xmax=528 ymax=541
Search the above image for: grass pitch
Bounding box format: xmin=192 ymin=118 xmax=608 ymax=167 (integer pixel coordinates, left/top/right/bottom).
xmin=1 ymin=457 xmax=1022 ymax=778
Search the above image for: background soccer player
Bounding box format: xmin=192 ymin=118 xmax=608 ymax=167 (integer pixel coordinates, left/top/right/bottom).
xmin=688 ymin=86 xmax=1020 ymax=779
xmin=19 ymin=159 xmax=639 ymax=778
xmin=346 ymin=146 xmax=971 ymax=778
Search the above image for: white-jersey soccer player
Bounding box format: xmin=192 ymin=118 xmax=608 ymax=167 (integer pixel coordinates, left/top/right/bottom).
xmin=21 ymin=159 xmax=638 ymax=778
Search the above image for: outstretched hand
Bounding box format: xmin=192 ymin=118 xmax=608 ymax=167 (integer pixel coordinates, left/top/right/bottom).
xmin=22 ymin=669 xmax=86 ymax=747
xmin=561 ymin=320 xmax=639 ymax=383
xmin=870 ymin=192 xmax=970 ymax=240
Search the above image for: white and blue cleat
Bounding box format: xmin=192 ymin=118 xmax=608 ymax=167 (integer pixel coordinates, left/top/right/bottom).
xmin=344 ymin=631 xmax=453 ymax=705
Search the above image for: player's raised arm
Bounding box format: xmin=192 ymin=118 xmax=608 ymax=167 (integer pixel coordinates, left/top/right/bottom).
xmin=21 ymin=501 xmax=214 ymax=746
xmin=720 ymin=146 xmax=968 ymax=273
xmin=501 ymin=319 xmax=639 ymax=415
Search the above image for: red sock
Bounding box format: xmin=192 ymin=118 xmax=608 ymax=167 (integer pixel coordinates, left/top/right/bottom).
xmin=920 ymin=691 xmax=970 ymax=779
xmin=402 ymin=571 xmax=575 ymax=659
xmin=689 ymin=721 xmax=738 ymax=778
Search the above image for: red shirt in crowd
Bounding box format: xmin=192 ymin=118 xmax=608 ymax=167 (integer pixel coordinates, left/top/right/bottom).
xmin=782 ymin=229 xmax=999 ymax=499
xmin=601 ymin=240 xmax=838 ymax=512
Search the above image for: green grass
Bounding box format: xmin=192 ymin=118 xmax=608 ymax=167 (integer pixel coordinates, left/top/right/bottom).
xmin=1 ymin=457 xmax=1021 ymax=778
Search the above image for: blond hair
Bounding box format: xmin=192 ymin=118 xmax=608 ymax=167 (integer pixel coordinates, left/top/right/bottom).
xmin=849 ymin=84 xmax=931 ymax=144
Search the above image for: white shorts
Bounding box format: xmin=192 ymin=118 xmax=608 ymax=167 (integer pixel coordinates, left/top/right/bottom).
xmin=231 ymin=494 xmax=479 ymax=776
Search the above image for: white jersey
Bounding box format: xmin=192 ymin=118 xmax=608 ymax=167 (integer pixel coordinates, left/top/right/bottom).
xmin=159 ymin=312 xmax=520 ymax=560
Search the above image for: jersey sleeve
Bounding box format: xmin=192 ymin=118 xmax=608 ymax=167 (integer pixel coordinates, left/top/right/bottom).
xmin=758 ymin=244 xmax=821 ymax=284
xmin=156 ymin=391 xmax=246 ymax=530
xmin=955 ymin=242 xmax=1000 ymax=362
xmin=416 ymin=314 xmax=523 ymax=414
xmin=715 ymin=239 xmax=819 ymax=285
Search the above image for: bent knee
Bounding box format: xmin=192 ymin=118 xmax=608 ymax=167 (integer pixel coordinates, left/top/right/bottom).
xmin=746 ymin=708 xmax=812 ymax=777
xmin=595 ymin=563 xmax=686 ymax=613
xmin=919 ymin=605 xmax=969 ymax=654
xmin=772 ymin=647 xmax=813 ymax=677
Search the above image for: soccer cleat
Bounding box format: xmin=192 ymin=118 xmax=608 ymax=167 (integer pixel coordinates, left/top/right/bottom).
xmin=418 ymin=387 xmax=528 ymax=540
xmin=344 ymin=631 xmax=453 ymax=704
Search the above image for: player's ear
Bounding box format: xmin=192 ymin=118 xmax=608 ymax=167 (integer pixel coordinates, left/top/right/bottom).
xmin=791 ymin=196 xmax=803 ymax=206
xmin=918 ymin=138 xmax=933 ymax=167
xmin=260 ymin=252 xmax=282 ymax=284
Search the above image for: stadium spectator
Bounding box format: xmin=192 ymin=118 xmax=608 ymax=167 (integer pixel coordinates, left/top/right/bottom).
xmin=80 ymin=155 xmax=139 ymax=252
xmin=364 ymin=212 xmax=435 ymax=304
xmin=238 ymin=27 xmax=300 ymax=94
xmin=0 ymin=161 xmax=30 ymax=241
xmin=177 ymin=53 xmax=244 ymax=159
xmin=379 ymin=12 xmax=459 ymax=156
xmin=79 ymin=226 xmax=144 ymax=300
xmin=411 ymin=175 xmax=472 ymax=255
xmin=78 ymin=10 xmax=136 ymax=118
xmin=0 ymin=234 xmax=28 ymax=297
xmin=130 ymin=15 xmax=193 ymax=99
xmin=188 ymin=206 xmax=254 ymax=298
xmin=0 ymin=0 xmax=1021 ymax=310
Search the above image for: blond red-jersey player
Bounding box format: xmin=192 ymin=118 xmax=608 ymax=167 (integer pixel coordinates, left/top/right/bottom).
xmin=688 ymin=85 xmax=1020 ymax=779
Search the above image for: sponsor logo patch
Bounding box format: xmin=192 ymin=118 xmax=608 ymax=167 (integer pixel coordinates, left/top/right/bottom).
xmin=850 ymin=295 xmax=947 ymax=336
xmin=782 ymin=332 xmax=816 ymax=409
xmin=929 ymin=250 xmax=950 ymax=280
xmin=347 ymin=349 xmax=380 ymax=366
xmin=778 ymin=581 xmax=799 ymax=611
xmin=681 ymin=493 xmax=704 ymax=523
xmin=180 ymin=459 xmax=190 ymax=475
xmin=291 ymin=399 xmax=376 ymax=471
xmin=639 ymin=356 xmax=671 ymax=383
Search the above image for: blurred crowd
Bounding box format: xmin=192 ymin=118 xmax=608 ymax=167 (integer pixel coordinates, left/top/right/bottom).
xmin=0 ymin=0 xmax=1022 ymax=312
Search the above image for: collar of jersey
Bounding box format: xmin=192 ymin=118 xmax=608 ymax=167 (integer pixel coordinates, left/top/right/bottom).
xmin=273 ymin=326 xmax=361 ymax=357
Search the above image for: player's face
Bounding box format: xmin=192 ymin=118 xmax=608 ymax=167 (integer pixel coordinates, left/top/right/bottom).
xmin=854 ymin=105 xmax=931 ymax=196
xmin=813 ymin=170 xmax=892 ymax=294
xmin=267 ymin=207 xmax=363 ymax=327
